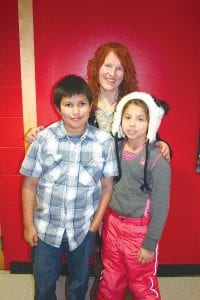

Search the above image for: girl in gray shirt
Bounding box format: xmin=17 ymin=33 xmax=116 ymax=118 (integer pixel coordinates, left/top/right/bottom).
xmin=96 ymin=91 xmax=171 ymax=300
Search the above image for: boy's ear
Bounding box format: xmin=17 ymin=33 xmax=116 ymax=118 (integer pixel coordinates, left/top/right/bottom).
xmin=55 ymin=105 xmax=61 ymax=114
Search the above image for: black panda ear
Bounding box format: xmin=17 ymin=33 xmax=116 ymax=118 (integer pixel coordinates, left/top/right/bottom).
xmin=151 ymin=94 xmax=170 ymax=115
xmin=160 ymin=100 xmax=170 ymax=115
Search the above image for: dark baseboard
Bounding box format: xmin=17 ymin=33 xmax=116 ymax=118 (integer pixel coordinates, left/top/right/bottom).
xmin=157 ymin=264 xmax=200 ymax=277
xmin=10 ymin=262 xmax=200 ymax=277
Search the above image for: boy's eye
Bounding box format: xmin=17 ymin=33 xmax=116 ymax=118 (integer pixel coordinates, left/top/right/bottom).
xmin=63 ymin=102 xmax=72 ymax=107
xmin=80 ymin=102 xmax=87 ymax=106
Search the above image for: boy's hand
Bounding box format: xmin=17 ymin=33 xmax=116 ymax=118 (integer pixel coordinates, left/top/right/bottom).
xmin=155 ymin=141 xmax=170 ymax=162
xmin=137 ymin=247 xmax=154 ymax=264
xmin=24 ymin=225 xmax=38 ymax=247
xmin=98 ymin=222 xmax=103 ymax=236
xmin=26 ymin=126 xmax=44 ymax=144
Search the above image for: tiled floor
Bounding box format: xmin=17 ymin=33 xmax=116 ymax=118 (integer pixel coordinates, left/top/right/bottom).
xmin=0 ymin=270 xmax=200 ymax=299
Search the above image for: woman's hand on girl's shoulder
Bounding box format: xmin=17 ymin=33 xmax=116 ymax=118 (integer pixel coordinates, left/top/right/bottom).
xmin=155 ymin=141 xmax=170 ymax=162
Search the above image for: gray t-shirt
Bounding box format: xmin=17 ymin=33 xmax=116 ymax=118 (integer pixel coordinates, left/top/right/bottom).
xmin=110 ymin=142 xmax=171 ymax=251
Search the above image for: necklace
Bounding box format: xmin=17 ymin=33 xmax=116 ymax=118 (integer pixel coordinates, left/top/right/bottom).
xmin=98 ymin=90 xmax=118 ymax=105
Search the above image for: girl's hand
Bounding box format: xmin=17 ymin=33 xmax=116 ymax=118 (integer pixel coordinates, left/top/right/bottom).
xmin=26 ymin=126 xmax=44 ymax=144
xmin=155 ymin=141 xmax=170 ymax=162
xmin=137 ymin=247 xmax=154 ymax=264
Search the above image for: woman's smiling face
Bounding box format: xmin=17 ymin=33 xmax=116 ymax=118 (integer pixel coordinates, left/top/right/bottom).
xmin=99 ymin=51 xmax=124 ymax=93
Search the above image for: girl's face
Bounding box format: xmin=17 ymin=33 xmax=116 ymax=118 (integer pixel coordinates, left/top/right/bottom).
xmin=58 ymin=94 xmax=92 ymax=135
xmin=122 ymin=103 xmax=148 ymax=143
xmin=99 ymin=51 xmax=124 ymax=93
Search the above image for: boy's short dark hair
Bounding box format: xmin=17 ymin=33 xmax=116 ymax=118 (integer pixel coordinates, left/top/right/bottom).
xmin=54 ymin=74 xmax=93 ymax=109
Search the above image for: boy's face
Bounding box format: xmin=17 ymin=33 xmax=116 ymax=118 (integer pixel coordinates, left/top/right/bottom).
xmin=58 ymin=94 xmax=92 ymax=135
xmin=122 ymin=103 xmax=148 ymax=144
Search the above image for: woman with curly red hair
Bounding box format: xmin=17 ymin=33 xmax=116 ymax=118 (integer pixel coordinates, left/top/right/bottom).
xmin=87 ymin=42 xmax=138 ymax=123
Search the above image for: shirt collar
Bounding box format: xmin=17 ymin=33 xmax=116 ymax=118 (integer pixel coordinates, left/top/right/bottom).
xmin=53 ymin=120 xmax=96 ymax=142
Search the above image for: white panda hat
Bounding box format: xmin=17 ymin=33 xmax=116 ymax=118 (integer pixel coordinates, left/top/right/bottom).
xmin=112 ymin=91 xmax=166 ymax=142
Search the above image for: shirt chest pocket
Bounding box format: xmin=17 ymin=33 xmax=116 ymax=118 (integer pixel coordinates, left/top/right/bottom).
xmin=79 ymin=158 xmax=105 ymax=186
xmin=40 ymin=154 xmax=62 ymax=181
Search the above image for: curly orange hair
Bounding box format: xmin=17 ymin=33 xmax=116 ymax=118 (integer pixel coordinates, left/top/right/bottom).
xmin=87 ymin=42 xmax=138 ymax=116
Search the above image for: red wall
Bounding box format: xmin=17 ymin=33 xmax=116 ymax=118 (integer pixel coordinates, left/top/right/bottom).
xmin=0 ymin=0 xmax=199 ymax=269
xmin=0 ymin=0 xmax=29 ymax=269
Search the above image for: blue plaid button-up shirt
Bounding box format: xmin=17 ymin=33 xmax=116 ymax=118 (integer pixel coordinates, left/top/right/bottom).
xmin=20 ymin=120 xmax=118 ymax=250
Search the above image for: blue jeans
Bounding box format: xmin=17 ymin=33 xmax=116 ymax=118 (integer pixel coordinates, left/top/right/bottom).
xmin=32 ymin=231 xmax=96 ymax=300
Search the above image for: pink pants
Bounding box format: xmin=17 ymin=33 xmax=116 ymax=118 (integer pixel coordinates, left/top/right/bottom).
xmin=96 ymin=208 xmax=161 ymax=300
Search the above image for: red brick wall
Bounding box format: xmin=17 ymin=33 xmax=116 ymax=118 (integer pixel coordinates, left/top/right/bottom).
xmin=0 ymin=0 xmax=30 ymax=269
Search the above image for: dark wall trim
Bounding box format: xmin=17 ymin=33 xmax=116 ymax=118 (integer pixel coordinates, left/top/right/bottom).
xmin=157 ymin=264 xmax=200 ymax=276
xmin=10 ymin=262 xmax=200 ymax=276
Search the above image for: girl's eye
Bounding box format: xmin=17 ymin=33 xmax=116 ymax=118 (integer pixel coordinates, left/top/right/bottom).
xmin=117 ymin=66 xmax=123 ymax=71
xmin=138 ymin=117 xmax=146 ymax=122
